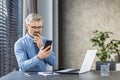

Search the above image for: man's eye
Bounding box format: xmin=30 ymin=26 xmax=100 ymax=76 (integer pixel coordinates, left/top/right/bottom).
xmin=31 ymin=26 xmax=43 ymax=29
xmin=31 ymin=26 xmax=36 ymax=28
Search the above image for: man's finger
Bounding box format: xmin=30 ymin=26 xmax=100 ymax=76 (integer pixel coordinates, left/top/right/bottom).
xmin=43 ymin=46 xmax=51 ymax=51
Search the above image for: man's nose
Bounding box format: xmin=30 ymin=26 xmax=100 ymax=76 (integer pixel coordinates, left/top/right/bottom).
xmin=35 ymin=28 xmax=40 ymax=32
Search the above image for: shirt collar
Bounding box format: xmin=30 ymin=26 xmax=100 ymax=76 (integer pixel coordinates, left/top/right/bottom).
xmin=25 ymin=33 xmax=34 ymax=41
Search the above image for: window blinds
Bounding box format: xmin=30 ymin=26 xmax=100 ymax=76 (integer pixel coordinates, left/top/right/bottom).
xmin=0 ymin=0 xmax=23 ymax=77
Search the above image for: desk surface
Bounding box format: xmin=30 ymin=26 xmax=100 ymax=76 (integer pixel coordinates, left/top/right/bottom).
xmin=1 ymin=71 xmax=120 ymax=80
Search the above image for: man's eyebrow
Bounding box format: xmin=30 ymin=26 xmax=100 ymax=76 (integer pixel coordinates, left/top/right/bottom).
xmin=31 ymin=26 xmax=43 ymax=27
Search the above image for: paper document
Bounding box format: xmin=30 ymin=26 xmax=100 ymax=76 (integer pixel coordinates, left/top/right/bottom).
xmin=38 ymin=71 xmax=60 ymax=76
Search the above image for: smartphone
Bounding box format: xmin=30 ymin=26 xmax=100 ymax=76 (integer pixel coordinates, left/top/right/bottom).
xmin=44 ymin=40 xmax=52 ymax=51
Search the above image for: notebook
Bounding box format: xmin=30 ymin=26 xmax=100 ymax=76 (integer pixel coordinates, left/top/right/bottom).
xmin=55 ymin=50 xmax=97 ymax=74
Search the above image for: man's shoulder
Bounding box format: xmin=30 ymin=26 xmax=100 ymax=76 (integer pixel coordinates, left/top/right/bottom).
xmin=15 ymin=35 xmax=29 ymax=44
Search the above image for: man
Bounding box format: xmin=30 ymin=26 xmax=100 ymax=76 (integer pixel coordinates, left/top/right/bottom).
xmin=14 ymin=13 xmax=56 ymax=72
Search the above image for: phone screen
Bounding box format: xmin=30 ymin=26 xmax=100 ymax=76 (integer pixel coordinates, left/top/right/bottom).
xmin=44 ymin=40 xmax=52 ymax=50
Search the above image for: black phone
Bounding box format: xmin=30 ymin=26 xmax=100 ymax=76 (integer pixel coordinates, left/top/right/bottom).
xmin=44 ymin=40 xmax=52 ymax=50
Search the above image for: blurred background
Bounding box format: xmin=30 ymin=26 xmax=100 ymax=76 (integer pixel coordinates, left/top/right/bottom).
xmin=1 ymin=0 xmax=120 ymax=77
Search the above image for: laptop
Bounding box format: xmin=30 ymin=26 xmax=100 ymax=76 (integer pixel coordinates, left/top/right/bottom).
xmin=55 ymin=50 xmax=97 ymax=74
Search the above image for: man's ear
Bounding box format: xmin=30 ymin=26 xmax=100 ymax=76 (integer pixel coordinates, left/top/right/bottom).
xmin=26 ymin=24 xmax=28 ymax=30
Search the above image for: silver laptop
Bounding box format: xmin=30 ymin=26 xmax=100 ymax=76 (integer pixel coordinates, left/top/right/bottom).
xmin=55 ymin=50 xmax=97 ymax=74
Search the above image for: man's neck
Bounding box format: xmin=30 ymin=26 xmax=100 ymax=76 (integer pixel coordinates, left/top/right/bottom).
xmin=28 ymin=32 xmax=34 ymax=38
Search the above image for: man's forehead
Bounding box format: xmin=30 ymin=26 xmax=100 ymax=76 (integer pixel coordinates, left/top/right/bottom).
xmin=29 ymin=21 xmax=42 ymax=25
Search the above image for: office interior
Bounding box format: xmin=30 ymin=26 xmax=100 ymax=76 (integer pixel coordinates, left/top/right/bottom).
xmin=1 ymin=0 xmax=120 ymax=77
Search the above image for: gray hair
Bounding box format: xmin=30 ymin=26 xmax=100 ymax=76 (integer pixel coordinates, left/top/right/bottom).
xmin=26 ymin=13 xmax=43 ymax=24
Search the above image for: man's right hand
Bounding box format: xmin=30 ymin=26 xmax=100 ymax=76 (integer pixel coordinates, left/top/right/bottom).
xmin=37 ymin=46 xmax=51 ymax=60
xmin=33 ymin=34 xmax=43 ymax=49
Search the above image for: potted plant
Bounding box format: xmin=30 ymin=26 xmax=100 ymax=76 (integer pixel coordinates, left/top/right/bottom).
xmin=90 ymin=30 xmax=120 ymax=70
xmin=107 ymin=40 xmax=120 ymax=62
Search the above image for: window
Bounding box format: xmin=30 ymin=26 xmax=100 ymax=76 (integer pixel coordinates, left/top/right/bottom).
xmin=0 ymin=0 xmax=23 ymax=77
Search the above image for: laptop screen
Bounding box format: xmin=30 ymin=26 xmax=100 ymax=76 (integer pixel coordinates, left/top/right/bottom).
xmin=79 ymin=50 xmax=97 ymax=74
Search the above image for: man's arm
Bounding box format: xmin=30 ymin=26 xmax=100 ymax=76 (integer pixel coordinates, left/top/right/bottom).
xmin=14 ymin=40 xmax=43 ymax=72
xmin=44 ymin=51 xmax=56 ymax=66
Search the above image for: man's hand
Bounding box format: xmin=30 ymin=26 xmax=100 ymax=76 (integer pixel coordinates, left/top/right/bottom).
xmin=33 ymin=34 xmax=43 ymax=49
xmin=37 ymin=46 xmax=51 ymax=60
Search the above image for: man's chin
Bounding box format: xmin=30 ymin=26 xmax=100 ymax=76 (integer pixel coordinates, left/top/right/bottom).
xmin=33 ymin=33 xmax=40 ymax=37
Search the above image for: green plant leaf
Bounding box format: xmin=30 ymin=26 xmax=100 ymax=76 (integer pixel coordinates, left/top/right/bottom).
xmin=90 ymin=30 xmax=120 ymax=61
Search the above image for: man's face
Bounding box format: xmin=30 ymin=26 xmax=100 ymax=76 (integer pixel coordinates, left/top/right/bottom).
xmin=26 ymin=21 xmax=43 ymax=37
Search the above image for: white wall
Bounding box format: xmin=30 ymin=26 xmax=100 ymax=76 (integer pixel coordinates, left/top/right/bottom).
xmin=37 ymin=0 xmax=53 ymax=40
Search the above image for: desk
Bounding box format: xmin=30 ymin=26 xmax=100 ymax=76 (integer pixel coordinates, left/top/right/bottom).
xmin=1 ymin=71 xmax=120 ymax=80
